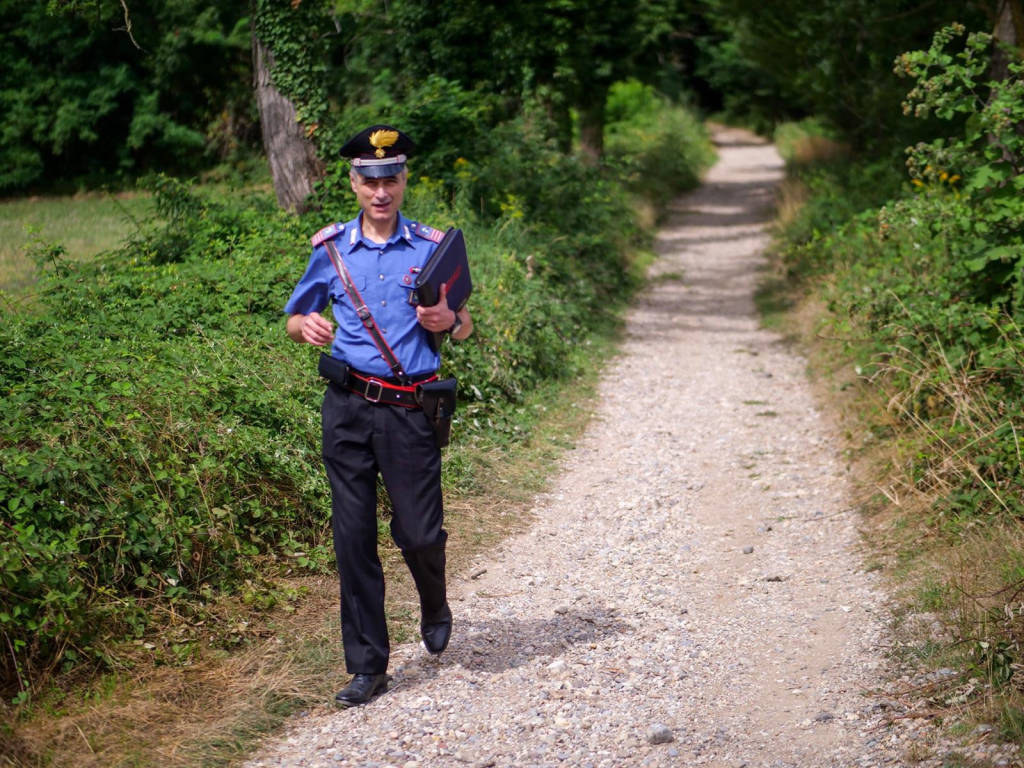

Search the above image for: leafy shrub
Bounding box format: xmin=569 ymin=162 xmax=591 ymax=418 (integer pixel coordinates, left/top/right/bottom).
xmin=896 ymin=24 xmax=1024 ymax=317
xmin=824 ymin=25 xmax=1024 ymax=380
xmin=1 ymin=184 xmax=322 ymax=687
xmin=605 ymin=79 xmax=716 ymax=204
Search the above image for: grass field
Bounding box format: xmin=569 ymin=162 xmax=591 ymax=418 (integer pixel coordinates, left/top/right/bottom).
xmin=0 ymin=193 xmax=152 ymax=291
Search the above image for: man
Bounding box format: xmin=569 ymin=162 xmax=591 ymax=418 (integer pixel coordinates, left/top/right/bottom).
xmin=284 ymin=124 xmax=473 ymax=707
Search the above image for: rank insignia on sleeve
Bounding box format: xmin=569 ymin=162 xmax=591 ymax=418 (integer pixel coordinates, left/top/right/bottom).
xmin=413 ymin=222 xmax=445 ymax=244
xmin=311 ymin=222 xmax=345 ymax=247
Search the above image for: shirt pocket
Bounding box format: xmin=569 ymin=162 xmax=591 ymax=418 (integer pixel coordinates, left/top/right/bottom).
xmin=330 ymin=273 xmax=367 ymax=304
xmin=393 ymin=271 xmax=419 ymax=306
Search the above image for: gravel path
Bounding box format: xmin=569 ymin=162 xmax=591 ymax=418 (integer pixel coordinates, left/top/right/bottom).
xmin=244 ymin=127 xmax=931 ymax=768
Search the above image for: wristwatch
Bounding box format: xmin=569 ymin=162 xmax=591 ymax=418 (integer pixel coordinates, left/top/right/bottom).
xmin=448 ymin=314 xmax=463 ymax=336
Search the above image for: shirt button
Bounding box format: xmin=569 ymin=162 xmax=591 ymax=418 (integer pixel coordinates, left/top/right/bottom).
xmin=381 ymin=300 xmax=387 ymax=307
xmin=378 ymin=274 xmax=385 ymax=280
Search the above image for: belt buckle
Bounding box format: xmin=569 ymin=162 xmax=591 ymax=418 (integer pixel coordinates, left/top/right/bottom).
xmin=363 ymin=378 xmax=384 ymax=403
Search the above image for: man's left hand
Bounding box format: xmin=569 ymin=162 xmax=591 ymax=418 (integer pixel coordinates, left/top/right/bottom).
xmin=416 ymin=284 xmax=457 ymax=333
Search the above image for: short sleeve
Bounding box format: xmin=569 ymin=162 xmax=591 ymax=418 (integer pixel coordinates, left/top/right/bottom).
xmin=283 ymin=249 xmax=330 ymax=315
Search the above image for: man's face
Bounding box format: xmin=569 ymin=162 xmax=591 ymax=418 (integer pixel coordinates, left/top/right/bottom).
xmin=350 ymin=171 xmax=407 ymax=229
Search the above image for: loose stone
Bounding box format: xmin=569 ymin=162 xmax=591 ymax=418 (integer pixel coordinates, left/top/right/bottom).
xmin=646 ymin=724 xmax=674 ymax=745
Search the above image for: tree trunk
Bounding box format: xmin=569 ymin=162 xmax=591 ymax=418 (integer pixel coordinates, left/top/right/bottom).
xmin=252 ymin=34 xmax=322 ymax=214
xmin=991 ymin=0 xmax=1023 ymax=79
xmin=547 ymin=100 xmax=573 ymax=155
xmin=577 ymin=84 xmax=608 ymax=163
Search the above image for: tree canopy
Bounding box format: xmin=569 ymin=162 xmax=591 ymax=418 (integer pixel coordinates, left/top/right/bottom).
xmin=0 ymin=0 xmax=252 ymax=191
xmin=0 ymin=0 xmax=1012 ymax=197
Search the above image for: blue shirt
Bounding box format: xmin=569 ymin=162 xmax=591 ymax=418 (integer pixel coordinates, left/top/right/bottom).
xmin=284 ymin=212 xmax=444 ymax=377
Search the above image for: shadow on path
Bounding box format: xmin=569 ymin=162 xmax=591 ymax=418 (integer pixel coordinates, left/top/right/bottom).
xmin=391 ymin=606 xmax=632 ymax=691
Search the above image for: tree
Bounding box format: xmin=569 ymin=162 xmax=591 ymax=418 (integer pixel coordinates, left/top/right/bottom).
xmin=534 ymin=0 xmax=652 ymax=159
xmin=250 ymin=0 xmax=334 ymax=213
xmin=991 ymin=0 xmax=1023 ymax=80
xmin=0 ymin=0 xmax=253 ymax=192
xmin=385 ymin=0 xmax=700 ymax=160
xmin=1 ymin=0 xmax=331 ymax=211
xmin=703 ymin=0 xmax=992 ymax=149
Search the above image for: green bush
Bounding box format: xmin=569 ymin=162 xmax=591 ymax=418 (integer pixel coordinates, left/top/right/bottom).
xmin=605 ymin=79 xmax=717 ymax=204
xmin=774 ymin=25 xmax=1024 ymax=543
xmin=1 ymin=185 xmax=323 ymax=686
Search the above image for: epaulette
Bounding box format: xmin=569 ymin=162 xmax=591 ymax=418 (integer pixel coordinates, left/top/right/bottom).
xmin=411 ymin=221 xmax=445 ymax=244
xmin=310 ymin=222 xmax=345 ymax=247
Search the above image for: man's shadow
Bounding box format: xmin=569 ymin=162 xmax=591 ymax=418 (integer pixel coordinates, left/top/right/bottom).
xmin=391 ymin=605 xmax=632 ymax=688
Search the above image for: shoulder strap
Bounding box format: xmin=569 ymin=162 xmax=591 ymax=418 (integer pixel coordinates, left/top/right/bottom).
xmin=311 ymin=222 xmax=345 ymax=247
xmin=324 ymin=240 xmax=410 ymax=384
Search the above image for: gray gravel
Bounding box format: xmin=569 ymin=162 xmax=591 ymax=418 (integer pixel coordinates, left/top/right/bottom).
xmin=244 ymin=128 xmax=1018 ymax=768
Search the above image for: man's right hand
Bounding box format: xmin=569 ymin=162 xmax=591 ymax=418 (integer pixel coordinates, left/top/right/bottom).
xmin=288 ymin=312 xmax=334 ymax=346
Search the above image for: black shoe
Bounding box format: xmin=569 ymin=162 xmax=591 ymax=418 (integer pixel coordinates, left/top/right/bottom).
xmin=421 ymin=605 xmax=452 ymax=655
xmin=334 ymin=673 xmax=390 ymax=707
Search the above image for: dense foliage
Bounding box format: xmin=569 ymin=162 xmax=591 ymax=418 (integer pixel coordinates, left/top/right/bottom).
xmin=773 ymin=23 xmax=1024 ymax=697
xmin=383 ymin=0 xmax=702 ymax=156
xmin=0 ymin=92 xmax=713 ymax=694
xmin=0 ymin=0 xmax=708 ymax=195
xmin=0 ymin=1 xmax=1000 ymax=196
xmin=696 ymin=0 xmax=992 ymax=147
xmin=0 ymin=0 xmax=254 ymax=192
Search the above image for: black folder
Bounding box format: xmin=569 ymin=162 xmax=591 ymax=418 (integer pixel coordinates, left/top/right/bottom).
xmin=413 ymin=227 xmax=472 ymax=350
xmin=414 ymin=227 xmax=472 ymax=310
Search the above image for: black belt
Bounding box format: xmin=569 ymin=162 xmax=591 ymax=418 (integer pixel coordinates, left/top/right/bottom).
xmin=345 ymin=371 xmax=438 ymax=408
xmin=319 ymin=353 xmax=436 ymax=408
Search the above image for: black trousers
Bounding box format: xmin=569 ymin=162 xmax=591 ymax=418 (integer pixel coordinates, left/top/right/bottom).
xmin=321 ymin=383 xmax=448 ymax=674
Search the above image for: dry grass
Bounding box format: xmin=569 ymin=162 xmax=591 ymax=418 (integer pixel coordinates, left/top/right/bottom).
xmin=789 ymin=134 xmax=848 ymax=166
xmin=3 ymin=583 xmax=343 ymax=767
xmin=774 ymin=177 xmax=808 ymax=231
xmin=771 ymin=131 xmax=847 ymax=234
xmin=1 ymin=373 xmax=600 ymax=768
xmin=774 ymin=123 xmax=848 ymax=165
xmin=950 ymin=524 xmax=1024 ymax=640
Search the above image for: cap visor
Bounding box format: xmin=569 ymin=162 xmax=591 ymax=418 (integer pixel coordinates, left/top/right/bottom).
xmin=354 ymin=162 xmax=405 ymax=178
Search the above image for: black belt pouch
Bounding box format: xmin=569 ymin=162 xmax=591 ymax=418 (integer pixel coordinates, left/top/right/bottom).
xmin=417 ymin=377 xmax=457 ymax=448
xmin=318 ymin=352 xmax=350 ymax=386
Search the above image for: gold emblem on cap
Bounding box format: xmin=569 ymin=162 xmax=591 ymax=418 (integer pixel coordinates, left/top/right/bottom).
xmin=369 ymin=129 xmax=399 ymax=159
